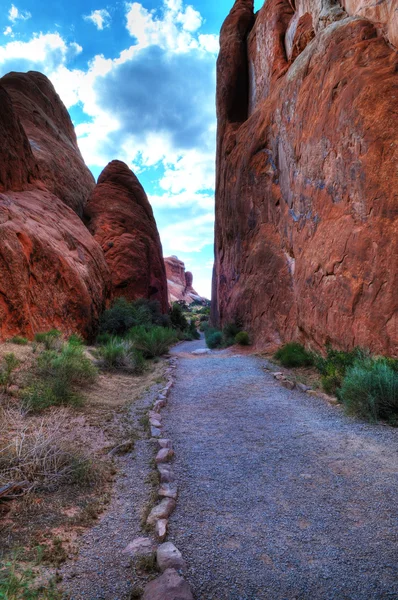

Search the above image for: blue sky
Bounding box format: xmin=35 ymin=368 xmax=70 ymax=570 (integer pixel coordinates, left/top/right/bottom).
xmin=0 ymin=0 xmax=263 ymax=298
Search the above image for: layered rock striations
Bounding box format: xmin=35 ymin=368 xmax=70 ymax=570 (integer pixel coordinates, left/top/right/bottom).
xmin=1 ymin=71 xmax=95 ymax=216
xmin=84 ymin=161 xmax=169 ymax=313
xmin=213 ymin=0 xmax=398 ymax=355
xmin=164 ymin=256 xmax=205 ymax=305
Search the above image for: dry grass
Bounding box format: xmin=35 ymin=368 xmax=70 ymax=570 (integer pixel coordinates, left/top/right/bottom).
xmin=0 ymin=407 xmax=99 ymax=492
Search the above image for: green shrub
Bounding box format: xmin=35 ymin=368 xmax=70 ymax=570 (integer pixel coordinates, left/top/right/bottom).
xmin=339 ymin=360 xmax=398 ymax=423
xmin=95 ymin=338 xmax=145 ymax=374
xmin=0 ymin=353 xmax=20 ymax=392
xmin=274 ymin=342 xmax=314 ymax=368
xmin=169 ymin=303 xmax=189 ymax=332
xmin=23 ymin=342 xmax=97 ymax=411
xmin=34 ymin=329 xmax=62 ymax=350
xmin=206 ymin=330 xmax=222 ymax=349
xmin=188 ymin=320 xmax=200 ymax=340
xmin=315 ymin=345 xmax=368 ymax=394
xmin=128 ymin=326 xmax=177 ymax=358
xmin=199 ymin=321 xmax=210 ymax=333
xmin=8 ymin=336 xmax=29 ymax=345
xmin=99 ymin=297 xmax=170 ymax=336
xmin=68 ymin=333 xmax=84 ymax=346
xmin=199 ymin=315 xmax=209 ymax=323
xmin=235 ymin=331 xmax=250 ymax=346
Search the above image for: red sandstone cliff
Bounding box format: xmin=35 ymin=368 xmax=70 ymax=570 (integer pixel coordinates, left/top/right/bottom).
xmin=213 ymin=0 xmax=398 ymax=355
xmin=0 ymin=79 xmax=111 ymax=340
xmin=84 ymin=161 xmax=169 ymax=313
xmin=164 ymin=256 xmax=205 ymax=305
xmin=1 ymin=71 xmax=95 ymax=216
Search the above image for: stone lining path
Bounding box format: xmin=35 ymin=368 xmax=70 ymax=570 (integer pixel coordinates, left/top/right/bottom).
xmin=163 ymin=338 xmax=398 ymax=599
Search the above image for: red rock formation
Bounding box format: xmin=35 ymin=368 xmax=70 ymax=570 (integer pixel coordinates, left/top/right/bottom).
xmin=84 ymin=161 xmax=168 ymax=312
xmin=0 ymin=71 xmax=95 ymax=216
xmin=164 ymin=256 xmax=205 ymax=305
xmin=213 ymin=0 xmax=398 ymax=356
xmin=0 ymin=79 xmax=111 ymax=340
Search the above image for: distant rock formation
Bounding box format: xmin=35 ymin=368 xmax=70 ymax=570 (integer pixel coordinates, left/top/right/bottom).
xmin=84 ymin=160 xmax=169 ymax=313
xmin=0 ymin=71 xmax=168 ymax=340
xmin=212 ymin=0 xmax=398 ymax=356
xmin=1 ymin=71 xmax=95 ymax=217
xmin=164 ymin=256 xmax=206 ymax=305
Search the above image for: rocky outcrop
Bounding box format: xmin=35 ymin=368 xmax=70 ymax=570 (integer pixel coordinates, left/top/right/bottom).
xmin=84 ymin=161 xmax=169 ymax=313
xmin=0 ymin=188 xmax=112 ymax=341
xmin=1 ymin=71 xmax=95 ymax=216
xmin=164 ymin=256 xmax=205 ymax=305
xmin=213 ymin=0 xmax=398 ymax=355
xmin=0 ymin=76 xmax=111 ymax=340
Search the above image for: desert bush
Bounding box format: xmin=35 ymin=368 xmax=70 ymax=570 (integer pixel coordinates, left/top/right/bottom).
xmin=169 ymin=303 xmax=189 ymax=332
xmin=235 ymin=331 xmax=250 ymax=346
xmin=199 ymin=321 xmax=210 ymax=333
xmin=0 ymin=353 xmax=20 ymax=393
xmin=95 ymin=338 xmax=145 ymax=374
xmin=99 ymin=297 xmax=170 ymax=336
xmin=128 ymin=326 xmax=177 ymax=358
xmin=315 ymin=345 xmax=368 ymax=394
xmin=0 ymin=408 xmax=98 ymax=492
xmin=339 ymin=360 xmax=398 ymax=423
xmin=8 ymin=336 xmax=29 ymax=346
xmin=188 ymin=320 xmax=200 ymax=340
xmin=23 ymin=341 xmax=97 ymax=411
xmin=205 ymin=329 xmax=222 ymax=349
xmin=274 ymin=342 xmax=314 ymax=368
xmin=34 ymin=330 xmax=62 ymax=351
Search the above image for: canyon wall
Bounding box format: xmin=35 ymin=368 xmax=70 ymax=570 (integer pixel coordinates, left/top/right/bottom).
xmin=0 ymin=71 xmax=168 ymax=340
xmin=164 ymin=256 xmax=206 ymax=305
xmin=85 ymin=160 xmax=168 ymax=313
xmin=212 ymin=0 xmax=398 ymax=355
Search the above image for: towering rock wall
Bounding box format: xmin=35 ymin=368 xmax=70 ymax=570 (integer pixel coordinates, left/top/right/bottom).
xmin=213 ymin=0 xmax=398 ymax=355
xmin=1 ymin=71 xmax=95 ymax=216
xmin=84 ymin=161 xmax=169 ymax=313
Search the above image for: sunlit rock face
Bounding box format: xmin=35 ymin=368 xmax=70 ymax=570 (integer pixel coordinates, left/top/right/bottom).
xmin=0 ymin=73 xmax=111 ymax=340
xmin=164 ymin=256 xmax=205 ymax=305
xmin=212 ymin=0 xmax=398 ymax=355
xmin=85 ymin=160 xmax=169 ymax=313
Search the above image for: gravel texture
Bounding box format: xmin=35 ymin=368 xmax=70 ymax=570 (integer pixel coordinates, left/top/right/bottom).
xmin=61 ymin=386 xmax=160 ymax=600
xmin=165 ymin=339 xmax=398 ymax=600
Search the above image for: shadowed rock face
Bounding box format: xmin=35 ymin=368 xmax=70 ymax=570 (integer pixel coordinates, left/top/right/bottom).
xmin=0 ymin=71 xmax=95 ymax=216
xmin=213 ymin=0 xmax=398 ymax=355
xmin=85 ymin=160 xmax=169 ymax=313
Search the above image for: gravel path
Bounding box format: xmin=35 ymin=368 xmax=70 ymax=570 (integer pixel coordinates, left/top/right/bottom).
xmin=165 ymin=339 xmax=398 ymax=599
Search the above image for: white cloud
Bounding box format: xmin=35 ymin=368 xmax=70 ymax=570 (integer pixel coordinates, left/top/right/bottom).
xmin=177 ymin=6 xmax=202 ymax=32
xmin=8 ymin=4 xmax=31 ymax=23
xmin=84 ymin=9 xmax=111 ymax=31
xmin=0 ymin=32 xmax=82 ymax=68
xmin=160 ymin=213 xmax=215 ymax=253
xmin=3 ymin=27 xmax=14 ymax=37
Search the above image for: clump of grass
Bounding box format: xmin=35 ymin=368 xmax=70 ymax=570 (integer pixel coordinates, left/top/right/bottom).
xmin=135 ymin=553 xmax=158 ymax=573
xmin=274 ymin=342 xmax=314 ymax=368
xmin=8 ymin=336 xmax=29 ymax=346
xmin=95 ymin=338 xmax=146 ymax=374
xmin=23 ymin=340 xmax=97 ymax=411
xmin=34 ymin=330 xmax=62 ymax=351
xmin=235 ymin=331 xmax=250 ymax=346
xmin=0 ymin=557 xmax=62 ymax=599
xmin=0 ymin=408 xmax=98 ymax=492
xmin=315 ymin=345 xmax=368 ymax=395
xmin=0 ymin=353 xmax=20 ymax=393
xmin=128 ymin=326 xmax=177 ymax=358
xmin=339 ymin=359 xmax=398 ymax=423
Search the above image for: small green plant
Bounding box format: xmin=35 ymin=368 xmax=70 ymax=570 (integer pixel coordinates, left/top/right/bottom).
xmin=315 ymin=345 xmax=368 ymax=394
xmin=68 ymin=333 xmax=84 ymax=346
xmin=95 ymin=338 xmax=145 ymax=373
xmin=188 ymin=319 xmax=200 ymax=340
xmin=128 ymin=326 xmax=177 ymax=358
xmin=274 ymin=342 xmax=314 ymax=368
xmin=169 ymin=302 xmax=189 ymax=332
xmin=339 ymin=360 xmax=398 ymax=423
xmin=8 ymin=336 xmax=29 ymax=345
xmin=235 ymin=331 xmax=250 ymax=346
xmin=205 ymin=329 xmax=222 ymax=349
xmin=0 ymin=558 xmax=62 ymax=599
xmin=34 ymin=329 xmax=62 ymax=351
xmin=23 ymin=341 xmax=97 ymax=411
xmin=0 ymin=353 xmax=20 ymax=392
